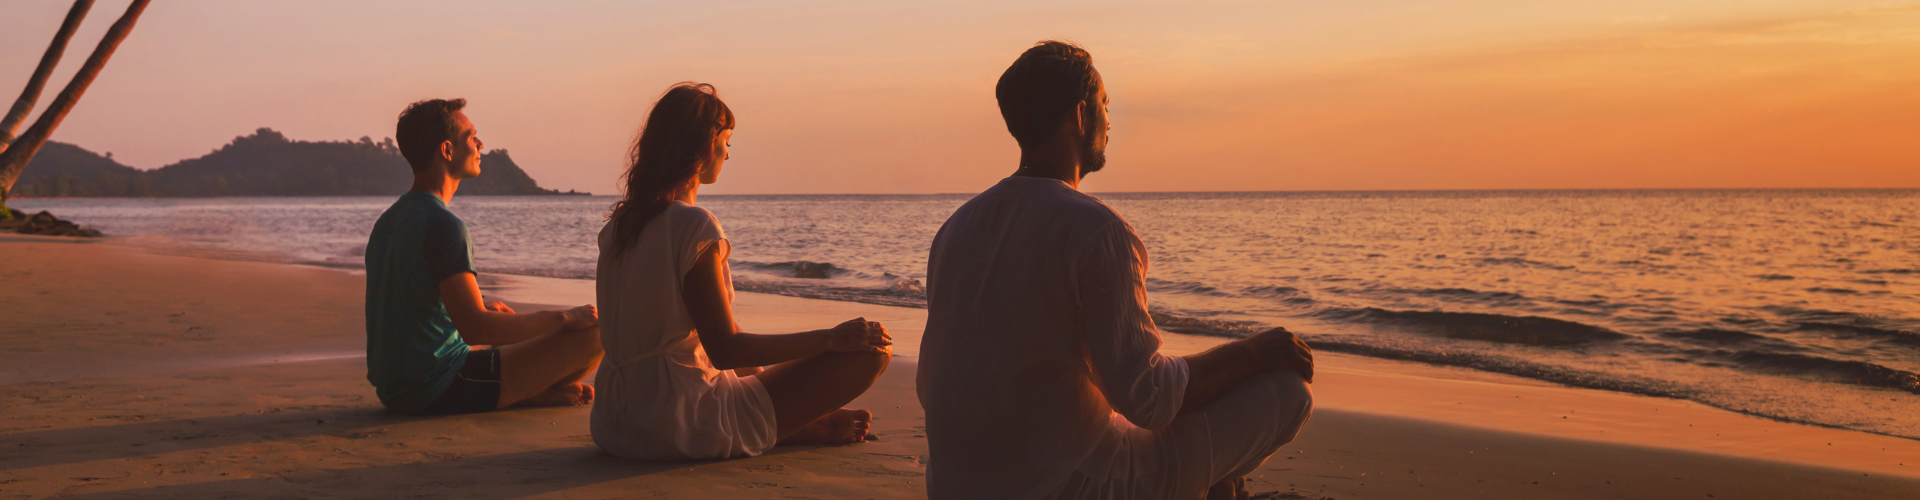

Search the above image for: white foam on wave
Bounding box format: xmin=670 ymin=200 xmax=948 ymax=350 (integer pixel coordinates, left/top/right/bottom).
xmin=480 ymin=273 xmax=598 ymax=307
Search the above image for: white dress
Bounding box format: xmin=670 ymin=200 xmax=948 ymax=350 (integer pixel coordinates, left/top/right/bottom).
xmin=591 ymin=202 xmax=778 ymax=460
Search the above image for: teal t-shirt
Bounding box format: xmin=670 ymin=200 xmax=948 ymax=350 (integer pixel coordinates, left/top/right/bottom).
xmin=364 ymin=191 xmax=475 ymax=413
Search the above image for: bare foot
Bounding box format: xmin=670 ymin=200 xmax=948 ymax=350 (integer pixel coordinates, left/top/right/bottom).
xmin=1206 ymin=475 xmax=1248 ymax=500
xmin=514 ymin=382 xmax=593 ymax=408
xmin=780 ymin=408 xmax=872 ymax=445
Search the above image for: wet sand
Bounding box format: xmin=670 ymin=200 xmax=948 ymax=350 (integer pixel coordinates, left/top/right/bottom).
xmin=3 ymin=235 xmax=1917 ymax=499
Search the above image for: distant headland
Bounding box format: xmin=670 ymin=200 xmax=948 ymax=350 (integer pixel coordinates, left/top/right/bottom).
xmin=10 ymin=128 xmax=585 ymax=197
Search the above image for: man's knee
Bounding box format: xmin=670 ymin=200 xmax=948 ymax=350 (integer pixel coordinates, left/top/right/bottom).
xmin=1210 ymin=370 xmax=1313 ymax=480
xmin=1249 ymin=369 xmax=1313 ymax=438
xmin=856 ymin=349 xmax=891 ymax=374
xmin=561 ymin=325 xmax=603 ymax=354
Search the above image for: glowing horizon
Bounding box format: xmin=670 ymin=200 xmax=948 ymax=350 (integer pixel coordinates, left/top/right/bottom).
xmin=3 ymin=0 xmax=1916 ymax=195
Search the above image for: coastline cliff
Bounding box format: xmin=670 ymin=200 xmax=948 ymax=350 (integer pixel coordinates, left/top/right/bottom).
xmin=11 ymin=128 xmax=580 ymax=197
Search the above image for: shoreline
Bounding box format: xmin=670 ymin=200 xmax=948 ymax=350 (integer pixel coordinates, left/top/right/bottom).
xmin=483 ymin=273 xmax=1920 ymax=478
xmin=33 ymin=219 xmax=1920 ymax=443
xmin=4 ymin=235 xmax=1919 ymax=498
xmin=19 ymin=231 xmax=1920 ymax=455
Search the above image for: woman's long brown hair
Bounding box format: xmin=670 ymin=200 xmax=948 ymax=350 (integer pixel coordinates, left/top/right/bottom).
xmin=606 ymin=83 xmax=735 ymax=257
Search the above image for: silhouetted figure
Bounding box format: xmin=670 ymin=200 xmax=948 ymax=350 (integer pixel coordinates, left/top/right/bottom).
xmin=918 ymin=41 xmax=1316 ymax=500
xmin=591 ymin=83 xmax=891 ymax=460
xmin=364 ymin=98 xmax=604 ymax=415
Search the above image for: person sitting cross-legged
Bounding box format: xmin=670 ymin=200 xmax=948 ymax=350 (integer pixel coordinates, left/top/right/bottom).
xmin=918 ymin=41 xmax=1316 ymax=500
xmin=364 ymin=98 xmax=605 ymax=415
xmin=590 ymin=83 xmax=892 ymax=461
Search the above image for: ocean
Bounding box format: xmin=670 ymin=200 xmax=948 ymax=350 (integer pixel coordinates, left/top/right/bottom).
xmin=15 ymin=189 xmax=1920 ymax=439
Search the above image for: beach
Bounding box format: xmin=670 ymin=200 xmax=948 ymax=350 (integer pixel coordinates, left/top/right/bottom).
xmin=3 ymin=235 xmax=1918 ymax=499
xmin=24 ymin=190 xmax=1920 ymax=442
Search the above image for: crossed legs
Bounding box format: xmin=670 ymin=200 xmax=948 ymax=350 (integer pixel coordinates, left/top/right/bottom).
xmin=1194 ymin=370 xmax=1314 ymax=499
xmin=1051 ymin=369 xmax=1313 ymax=500
xmin=752 ymin=350 xmax=892 ymax=444
xmin=492 ymin=325 xmax=604 ymax=410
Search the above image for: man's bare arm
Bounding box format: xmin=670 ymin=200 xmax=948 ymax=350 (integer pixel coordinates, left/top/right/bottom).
xmin=1178 ymin=327 xmax=1314 ymax=415
xmin=439 ymin=272 xmax=596 ymax=346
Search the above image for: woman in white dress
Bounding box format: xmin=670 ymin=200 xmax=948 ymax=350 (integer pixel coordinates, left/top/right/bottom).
xmin=591 ymin=82 xmax=893 ymax=460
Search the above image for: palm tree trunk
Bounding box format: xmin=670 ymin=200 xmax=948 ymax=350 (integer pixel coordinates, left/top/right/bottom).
xmin=0 ymin=0 xmax=94 ymax=148
xmin=0 ymin=0 xmax=149 ymax=208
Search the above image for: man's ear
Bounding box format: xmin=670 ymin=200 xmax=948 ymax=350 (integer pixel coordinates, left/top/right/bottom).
xmin=1073 ymin=101 xmax=1088 ymax=136
xmin=438 ymin=140 xmax=455 ymax=163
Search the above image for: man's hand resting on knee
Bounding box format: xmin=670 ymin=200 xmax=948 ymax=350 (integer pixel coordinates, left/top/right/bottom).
xmin=1178 ymin=327 xmax=1315 ymax=415
xmin=1243 ymin=327 xmax=1313 ymax=383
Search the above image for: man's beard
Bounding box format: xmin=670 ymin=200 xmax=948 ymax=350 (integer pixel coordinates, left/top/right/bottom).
xmin=1079 ymin=134 xmax=1107 ymax=178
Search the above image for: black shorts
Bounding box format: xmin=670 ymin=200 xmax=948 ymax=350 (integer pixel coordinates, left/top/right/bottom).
xmin=418 ymin=348 xmax=502 ymax=415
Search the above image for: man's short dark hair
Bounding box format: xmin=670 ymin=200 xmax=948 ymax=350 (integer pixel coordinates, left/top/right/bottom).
xmin=395 ymin=98 xmax=468 ymax=172
xmin=996 ymin=41 xmax=1100 ymax=150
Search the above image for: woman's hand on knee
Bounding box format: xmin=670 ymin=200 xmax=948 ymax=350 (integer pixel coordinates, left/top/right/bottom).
xmin=826 ymin=317 xmax=892 ymax=353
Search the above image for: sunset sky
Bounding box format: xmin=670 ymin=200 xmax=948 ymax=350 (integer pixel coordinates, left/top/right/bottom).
xmin=2 ymin=0 xmax=1916 ymax=194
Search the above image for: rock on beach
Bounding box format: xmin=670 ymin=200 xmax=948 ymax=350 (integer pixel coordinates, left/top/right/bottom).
xmin=1 ymin=209 xmax=102 ymax=237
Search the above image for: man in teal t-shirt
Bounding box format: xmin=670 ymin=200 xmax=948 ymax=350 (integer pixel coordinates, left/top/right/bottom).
xmin=365 ymin=98 xmax=604 ymax=415
xmin=365 ymin=190 xmax=479 ymax=412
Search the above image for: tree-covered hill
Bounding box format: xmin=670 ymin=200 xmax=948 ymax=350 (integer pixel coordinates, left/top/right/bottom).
xmin=11 ymin=128 xmax=578 ymax=197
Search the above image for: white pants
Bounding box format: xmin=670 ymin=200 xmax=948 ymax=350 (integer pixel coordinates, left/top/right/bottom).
xmin=1049 ymin=370 xmax=1314 ymax=500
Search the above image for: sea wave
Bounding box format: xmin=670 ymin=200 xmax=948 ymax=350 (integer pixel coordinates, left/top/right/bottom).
xmin=1477 ymin=257 xmax=1575 ymax=271
xmin=1391 ymin=287 xmax=1532 ymax=305
xmin=734 ymin=260 xmax=851 ymax=279
xmin=1310 ymin=307 xmax=1630 ymax=346
xmin=1760 ymin=305 xmax=1894 ymax=325
xmin=1147 ymin=311 xmax=1262 ymax=337
xmin=732 ymin=280 xmax=928 ymax=308
xmin=1654 ymin=328 xmax=1771 ymax=344
xmin=1306 ymin=339 xmax=1692 ymax=399
xmin=1135 ymin=308 xmax=1920 ymax=437
xmin=1794 ymin=322 xmax=1920 ymax=348
xmin=1657 ymin=328 xmax=1771 ymax=344
xmin=1242 ymin=285 xmax=1317 ymax=306
xmin=1145 ymin=278 xmax=1236 ymax=297
xmin=1700 ymin=350 xmax=1920 ymax=394
xmin=1243 ymin=285 xmax=1305 ymax=296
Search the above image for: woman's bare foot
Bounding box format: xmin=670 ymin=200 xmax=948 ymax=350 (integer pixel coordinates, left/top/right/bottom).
xmin=780 ymin=408 xmax=873 ymax=445
xmin=514 ymin=382 xmax=594 ymax=408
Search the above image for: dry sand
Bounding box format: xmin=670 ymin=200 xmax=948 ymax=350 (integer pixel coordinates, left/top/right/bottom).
xmin=3 ymin=235 xmax=1917 ymax=499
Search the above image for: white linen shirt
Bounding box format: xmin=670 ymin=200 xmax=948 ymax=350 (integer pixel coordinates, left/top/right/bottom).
xmin=918 ymin=176 xmax=1191 ymax=499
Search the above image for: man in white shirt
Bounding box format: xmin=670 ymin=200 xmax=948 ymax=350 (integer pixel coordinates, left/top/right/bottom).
xmin=918 ymin=41 xmax=1317 ymax=500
